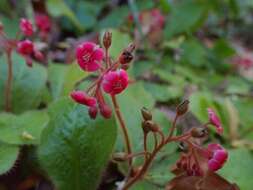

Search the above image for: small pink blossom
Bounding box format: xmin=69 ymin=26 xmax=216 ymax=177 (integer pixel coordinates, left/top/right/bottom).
xmin=70 ymin=91 xmax=97 ymax=107
xmin=76 ymin=42 xmax=104 ymax=72
xmin=102 ymin=69 xmax=128 ymax=95
xmin=207 ymin=108 xmax=223 ymax=134
xmin=35 ymin=14 xmax=51 ymax=33
xmin=17 ymin=40 xmax=34 ymax=55
xmin=151 ymin=9 xmax=165 ymax=28
xmin=20 ymin=18 xmax=34 ymax=36
xmin=207 ymin=143 xmax=228 ymax=171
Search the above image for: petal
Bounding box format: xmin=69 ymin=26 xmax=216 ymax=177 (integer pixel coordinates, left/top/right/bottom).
xmin=86 ymin=61 xmax=100 ymax=72
xmin=93 ymin=48 xmax=104 ymax=61
xmin=208 ymin=159 xmax=221 ymax=171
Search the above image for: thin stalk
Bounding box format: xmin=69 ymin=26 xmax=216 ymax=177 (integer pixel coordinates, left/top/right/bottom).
xmin=122 ymin=132 xmax=191 ymax=190
xmin=168 ymin=114 xmax=179 ymax=138
xmin=4 ymin=49 xmax=13 ymax=112
xmin=111 ymin=95 xmax=132 ymax=166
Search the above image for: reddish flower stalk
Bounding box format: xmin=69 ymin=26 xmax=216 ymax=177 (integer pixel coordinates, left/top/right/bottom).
xmin=4 ymin=49 xmax=13 ymax=112
xmin=111 ymin=95 xmax=133 ymax=166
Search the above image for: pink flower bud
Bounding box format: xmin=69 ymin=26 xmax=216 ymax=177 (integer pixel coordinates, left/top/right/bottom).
xmin=35 ymin=14 xmax=51 ymax=33
xmin=102 ymin=69 xmax=128 ymax=95
xmin=34 ymin=49 xmax=44 ymax=61
xmin=88 ymin=106 xmax=98 ymax=119
xmin=70 ymin=91 xmax=97 ymax=107
xmin=100 ymin=104 xmax=112 ymax=119
xmin=76 ymin=42 xmax=104 ymax=72
xmin=20 ymin=18 xmax=34 ymax=37
xmin=207 ymin=108 xmax=223 ymax=134
xmin=17 ymin=40 xmax=34 ymax=55
xmin=207 ymin=143 xmax=228 ymax=171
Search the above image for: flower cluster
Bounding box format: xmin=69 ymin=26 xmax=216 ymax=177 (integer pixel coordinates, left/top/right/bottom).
xmin=71 ymin=32 xmax=135 ymax=119
xmin=17 ymin=18 xmax=45 ymax=67
xmin=35 ymin=14 xmax=51 ymax=40
xmin=174 ymin=108 xmax=228 ymax=177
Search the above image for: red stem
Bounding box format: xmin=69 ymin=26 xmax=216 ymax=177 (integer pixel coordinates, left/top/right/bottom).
xmin=111 ymin=95 xmax=133 ymax=166
xmin=4 ymin=49 xmax=13 ymax=112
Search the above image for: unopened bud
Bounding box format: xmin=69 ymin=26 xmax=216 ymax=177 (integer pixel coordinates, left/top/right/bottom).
xmin=119 ymin=50 xmax=133 ymax=65
xmin=88 ymin=106 xmax=98 ymax=119
xmin=118 ymin=43 xmax=135 ymax=65
xmin=176 ymin=100 xmax=189 ymax=116
xmin=141 ymin=107 xmax=152 ymax=121
xmin=142 ymin=120 xmax=159 ymax=133
xmin=112 ymin=152 xmax=127 ymax=162
xmin=100 ymin=104 xmax=112 ymax=119
xmin=0 ymin=21 xmax=3 ymax=32
xmin=190 ymin=127 xmax=208 ymax=138
xmin=103 ymin=31 xmax=112 ymax=49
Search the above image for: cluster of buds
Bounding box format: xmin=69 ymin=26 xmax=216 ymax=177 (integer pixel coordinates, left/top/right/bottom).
xmin=173 ymin=108 xmax=228 ymax=177
xmin=141 ymin=107 xmax=159 ymax=133
xmin=70 ymin=31 xmax=135 ymax=119
xmin=1 ymin=15 xmax=50 ymax=67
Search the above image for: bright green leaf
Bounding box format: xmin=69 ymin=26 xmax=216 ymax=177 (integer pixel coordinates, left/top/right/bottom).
xmin=0 ymin=53 xmax=47 ymax=113
xmin=38 ymin=98 xmax=117 ymax=190
xmin=0 ymin=110 xmax=49 ymax=145
xmin=0 ymin=143 xmax=19 ymax=175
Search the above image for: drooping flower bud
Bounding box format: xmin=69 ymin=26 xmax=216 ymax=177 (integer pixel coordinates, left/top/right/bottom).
xmin=141 ymin=107 xmax=152 ymax=121
xmin=88 ymin=106 xmax=98 ymax=119
xmin=20 ymin=18 xmax=34 ymax=37
xmin=103 ymin=31 xmax=112 ymax=49
xmin=70 ymin=91 xmax=97 ymax=107
xmin=207 ymin=108 xmax=223 ymax=135
xmin=100 ymin=104 xmax=112 ymax=119
xmin=33 ymin=49 xmax=44 ymax=61
xmin=118 ymin=43 xmax=135 ymax=66
xmin=76 ymin=42 xmax=104 ymax=72
xmin=35 ymin=14 xmax=51 ymax=33
xmin=17 ymin=40 xmax=34 ymax=55
xmin=206 ymin=143 xmax=228 ymax=171
xmin=102 ymin=69 xmax=128 ymax=95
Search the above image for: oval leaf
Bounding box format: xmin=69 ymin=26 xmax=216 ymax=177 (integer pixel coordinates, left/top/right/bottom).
xmin=38 ymin=98 xmax=117 ymax=190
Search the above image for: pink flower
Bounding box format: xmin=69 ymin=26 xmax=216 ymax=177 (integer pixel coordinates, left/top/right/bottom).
xmin=17 ymin=40 xmax=34 ymax=55
xmin=20 ymin=18 xmax=34 ymax=36
xmin=70 ymin=91 xmax=97 ymax=107
xmin=151 ymin=9 xmax=165 ymax=28
xmin=207 ymin=108 xmax=223 ymax=134
xmin=207 ymin=143 xmax=228 ymax=171
xmin=35 ymin=14 xmax=51 ymax=33
xmin=76 ymin=42 xmax=104 ymax=72
xmin=102 ymin=69 xmax=128 ymax=95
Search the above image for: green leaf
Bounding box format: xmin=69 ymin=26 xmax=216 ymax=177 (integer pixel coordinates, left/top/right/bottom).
xmin=98 ymin=6 xmax=129 ymax=29
xmin=143 ymin=83 xmax=182 ymax=101
xmin=0 ymin=53 xmax=47 ymax=113
xmin=165 ymin=1 xmax=207 ymax=38
xmin=48 ymin=63 xmax=87 ymax=100
xmin=219 ymin=149 xmax=253 ymax=189
xmin=0 ymin=143 xmax=19 ymax=175
xmin=46 ymin=0 xmax=83 ymax=31
xmin=0 ymin=111 xmax=49 ymax=145
xmin=180 ymin=39 xmax=207 ymax=67
xmin=38 ymin=98 xmax=117 ymax=190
